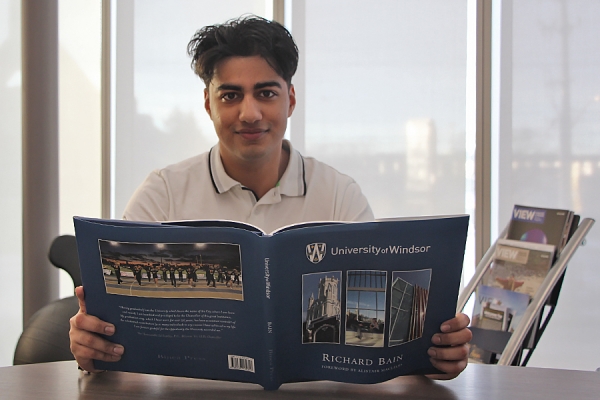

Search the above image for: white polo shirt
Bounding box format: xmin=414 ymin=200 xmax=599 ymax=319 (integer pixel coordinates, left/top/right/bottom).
xmin=123 ymin=140 xmax=374 ymax=233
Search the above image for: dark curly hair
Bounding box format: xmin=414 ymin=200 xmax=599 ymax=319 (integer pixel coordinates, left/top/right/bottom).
xmin=187 ymin=15 xmax=299 ymax=87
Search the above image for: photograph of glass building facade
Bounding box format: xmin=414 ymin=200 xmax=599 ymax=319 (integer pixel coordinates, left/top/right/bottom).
xmin=345 ymin=270 xmax=387 ymax=347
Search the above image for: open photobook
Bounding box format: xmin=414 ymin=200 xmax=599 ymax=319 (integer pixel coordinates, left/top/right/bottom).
xmin=74 ymin=214 xmax=469 ymax=390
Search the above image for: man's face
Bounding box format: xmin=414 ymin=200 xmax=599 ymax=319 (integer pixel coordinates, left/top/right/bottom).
xmin=204 ymin=55 xmax=296 ymax=169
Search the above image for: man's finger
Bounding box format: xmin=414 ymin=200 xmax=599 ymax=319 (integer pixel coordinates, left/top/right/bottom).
xmin=429 ymin=357 xmax=468 ymax=376
xmin=75 ymin=286 xmax=86 ymax=314
xmin=440 ymin=312 xmax=470 ymax=333
xmin=71 ymin=312 xmax=116 ymax=336
xmin=70 ymin=326 xmax=124 ymax=360
xmin=428 ymin=344 xmax=469 ymax=362
xmin=71 ymin=341 xmax=123 ymax=363
xmin=432 ymin=328 xmax=472 ymax=347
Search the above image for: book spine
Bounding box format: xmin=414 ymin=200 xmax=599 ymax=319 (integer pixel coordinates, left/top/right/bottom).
xmin=261 ymin=239 xmax=280 ymax=390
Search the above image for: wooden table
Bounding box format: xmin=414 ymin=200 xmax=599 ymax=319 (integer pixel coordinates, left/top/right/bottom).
xmin=1 ymin=361 xmax=599 ymax=399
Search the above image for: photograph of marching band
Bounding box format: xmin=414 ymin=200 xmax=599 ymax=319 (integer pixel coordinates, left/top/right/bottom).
xmin=302 ymin=271 xmax=342 ymax=344
xmin=98 ymin=240 xmax=243 ymax=300
xmin=345 ymin=270 xmax=387 ymax=348
xmin=388 ymin=269 xmax=431 ymax=346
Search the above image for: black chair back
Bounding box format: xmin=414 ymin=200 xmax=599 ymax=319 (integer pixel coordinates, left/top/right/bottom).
xmin=48 ymin=235 xmax=81 ymax=287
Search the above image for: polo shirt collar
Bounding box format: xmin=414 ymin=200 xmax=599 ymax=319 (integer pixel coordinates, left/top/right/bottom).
xmin=208 ymin=145 xmax=239 ymax=194
xmin=208 ymin=140 xmax=306 ymax=197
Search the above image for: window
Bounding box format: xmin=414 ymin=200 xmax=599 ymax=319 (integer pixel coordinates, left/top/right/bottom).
xmin=492 ymin=0 xmax=600 ymax=370
xmin=111 ymin=0 xmax=272 ymax=218
xmin=0 ymin=0 xmax=22 ymax=368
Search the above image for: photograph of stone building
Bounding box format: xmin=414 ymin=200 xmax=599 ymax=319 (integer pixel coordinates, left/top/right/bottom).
xmin=302 ymin=272 xmax=342 ymax=344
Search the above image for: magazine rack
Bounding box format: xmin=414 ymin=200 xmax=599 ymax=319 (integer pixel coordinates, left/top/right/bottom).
xmin=457 ymin=217 xmax=595 ymax=366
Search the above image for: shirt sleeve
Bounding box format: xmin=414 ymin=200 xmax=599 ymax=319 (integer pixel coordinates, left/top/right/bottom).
xmin=122 ymin=171 xmax=170 ymax=222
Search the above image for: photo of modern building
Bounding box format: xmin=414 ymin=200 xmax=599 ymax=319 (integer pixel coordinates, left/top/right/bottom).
xmin=345 ymin=270 xmax=387 ymax=347
xmin=389 ymin=269 xmax=431 ymax=346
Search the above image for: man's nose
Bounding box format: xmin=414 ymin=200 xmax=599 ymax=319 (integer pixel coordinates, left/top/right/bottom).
xmin=239 ymin=97 xmax=262 ymax=123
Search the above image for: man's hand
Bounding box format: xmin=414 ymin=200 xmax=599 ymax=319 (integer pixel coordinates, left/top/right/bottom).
xmin=69 ymin=286 xmax=124 ymax=372
xmin=426 ymin=312 xmax=472 ymax=380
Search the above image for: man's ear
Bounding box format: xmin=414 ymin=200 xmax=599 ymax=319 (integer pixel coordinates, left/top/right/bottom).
xmin=287 ymin=84 xmax=296 ymax=117
xmin=204 ymin=87 xmax=212 ymax=118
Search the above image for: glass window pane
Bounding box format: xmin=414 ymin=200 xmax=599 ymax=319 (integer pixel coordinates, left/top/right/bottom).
xmin=358 ymin=291 xmax=376 ymax=309
xmin=494 ymin=0 xmax=600 ymax=371
xmin=0 ymin=0 xmax=22 ymax=367
xmin=360 ymin=309 xmax=377 ymax=320
xmin=297 ymin=0 xmax=469 ymax=219
xmin=59 ymin=0 xmax=102 ymax=297
xmin=347 ymin=290 xmax=358 ymax=308
xmin=113 ymin=0 xmax=271 ymax=218
xmin=377 ymin=291 xmax=386 ymax=307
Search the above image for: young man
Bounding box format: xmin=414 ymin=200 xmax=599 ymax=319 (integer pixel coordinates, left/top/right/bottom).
xmin=70 ymin=16 xmax=471 ymax=380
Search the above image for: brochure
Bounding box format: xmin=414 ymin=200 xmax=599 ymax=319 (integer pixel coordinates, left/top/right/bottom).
xmin=506 ymin=205 xmax=574 ymax=255
xmin=482 ymin=239 xmax=555 ymax=299
xmin=471 ymin=285 xmax=530 ymax=334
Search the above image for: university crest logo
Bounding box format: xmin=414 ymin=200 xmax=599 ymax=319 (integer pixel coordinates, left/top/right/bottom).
xmin=306 ymin=243 xmax=326 ymax=264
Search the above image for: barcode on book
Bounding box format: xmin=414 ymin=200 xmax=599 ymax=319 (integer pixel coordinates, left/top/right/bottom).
xmin=228 ymin=355 xmax=255 ymax=373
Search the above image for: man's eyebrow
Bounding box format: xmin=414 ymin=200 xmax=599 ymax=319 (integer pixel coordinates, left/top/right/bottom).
xmin=216 ymin=84 xmax=242 ymax=92
xmin=254 ymin=81 xmax=282 ymax=90
xmin=215 ymin=81 xmax=282 ymax=91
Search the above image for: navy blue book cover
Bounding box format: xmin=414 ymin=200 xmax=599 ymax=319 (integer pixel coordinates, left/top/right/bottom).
xmin=74 ymin=215 xmax=469 ymax=390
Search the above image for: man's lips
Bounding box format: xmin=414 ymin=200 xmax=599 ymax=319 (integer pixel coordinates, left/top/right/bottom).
xmin=236 ymin=128 xmax=268 ymax=140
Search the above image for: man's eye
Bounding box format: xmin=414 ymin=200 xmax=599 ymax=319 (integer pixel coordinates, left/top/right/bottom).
xmin=221 ymin=93 xmax=239 ymax=101
xmin=259 ymin=90 xmax=276 ymax=99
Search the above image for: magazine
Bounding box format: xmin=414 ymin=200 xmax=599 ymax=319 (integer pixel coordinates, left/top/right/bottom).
xmin=468 ymin=239 xmax=554 ymax=363
xmin=506 ymin=205 xmax=574 ymax=255
xmin=482 ymin=239 xmax=555 ymax=299
xmin=74 ymin=215 xmax=469 ymax=390
xmin=471 ymin=285 xmax=530 ymax=333
xmin=468 ymin=284 xmax=530 ymax=363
